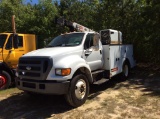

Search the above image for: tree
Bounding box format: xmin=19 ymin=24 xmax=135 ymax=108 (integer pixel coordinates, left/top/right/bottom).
xmin=0 ymin=0 xmax=24 ymax=32
xmin=0 ymin=0 xmax=159 ymax=63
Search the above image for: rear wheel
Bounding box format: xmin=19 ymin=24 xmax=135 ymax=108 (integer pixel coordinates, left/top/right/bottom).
xmin=0 ymin=71 xmax=11 ymax=90
xmin=122 ymin=62 xmax=130 ymax=80
xmin=65 ymin=74 xmax=89 ymax=107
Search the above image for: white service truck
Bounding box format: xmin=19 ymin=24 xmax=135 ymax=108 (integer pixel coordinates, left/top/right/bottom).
xmin=16 ymin=18 xmax=135 ymax=107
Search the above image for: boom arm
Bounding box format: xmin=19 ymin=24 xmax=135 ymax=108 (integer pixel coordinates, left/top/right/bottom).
xmin=56 ymin=17 xmax=95 ymax=32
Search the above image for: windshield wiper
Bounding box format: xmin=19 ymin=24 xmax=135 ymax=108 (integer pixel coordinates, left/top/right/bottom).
xmin=65 ymin=44 xmax=75 ymax=46
xmin=46 ymin=45 xmax=54 ymax=48
xmin=47 ymin=44 xmax=64 ymax=47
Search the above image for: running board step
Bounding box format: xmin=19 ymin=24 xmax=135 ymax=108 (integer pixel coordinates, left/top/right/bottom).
xmin=93 ymin=78 xmax=109 ymax=85
xmin=92 ymin=70 xmax=104 ymax=75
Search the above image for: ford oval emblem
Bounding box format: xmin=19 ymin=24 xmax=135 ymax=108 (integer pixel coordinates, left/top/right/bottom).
xmin=22 ymin=72 xmax=25 ymax=75
xmin=26 ymin=66 xmax=31 ymax=70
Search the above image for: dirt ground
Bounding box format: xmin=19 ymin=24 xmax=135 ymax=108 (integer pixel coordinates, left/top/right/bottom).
xmin=0 ymin=64 xmax=160 ymax=119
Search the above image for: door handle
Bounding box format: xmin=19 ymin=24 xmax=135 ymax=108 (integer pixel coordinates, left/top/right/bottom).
xmin=100 ymin=50 xmax=102 ymax=54
xmin=9 ymin=50 xmax=13 ymax=53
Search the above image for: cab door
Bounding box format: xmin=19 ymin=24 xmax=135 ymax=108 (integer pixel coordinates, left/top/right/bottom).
xmin=83 ymin=33 xmax=103 ymax=71
xmin=0 ymin=34 xmax=8 ymax=62
xmin=3 ymin=34 xmax=25 ymax=69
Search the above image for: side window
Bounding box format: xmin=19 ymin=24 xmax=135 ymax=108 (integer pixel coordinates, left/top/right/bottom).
xmin=5 ymin=35 xmax=23 ymax=49
xmin=5 ymin=36 xmax=12 ymax=49
xmin=84 ymin=34 xmax=94 ymax=49
xmin=18 ymin=36 xmax=23 ymax=47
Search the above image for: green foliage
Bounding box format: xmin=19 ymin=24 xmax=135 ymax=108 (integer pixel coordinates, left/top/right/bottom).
xmin=0 ymin=0 xmax=159 ymax=63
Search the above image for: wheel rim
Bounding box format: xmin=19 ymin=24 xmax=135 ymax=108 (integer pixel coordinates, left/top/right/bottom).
xmin=123 ymin=65 xmax=129 ymax=77
xmin=0 ymin=75 xmax=7 ymax=88
xmin=75 ymin=79 xmax=86 ymax=100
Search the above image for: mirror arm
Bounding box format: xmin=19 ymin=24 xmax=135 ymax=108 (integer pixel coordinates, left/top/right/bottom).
xmin=13 ymin=33 xmax=18 ymax=49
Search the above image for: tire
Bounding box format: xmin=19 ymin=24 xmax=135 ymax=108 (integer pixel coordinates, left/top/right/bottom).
xmin=0 ymin=70 xmax=11 ymax=90
xmin=121 ymin=62 xmax=130 ymax=80
xmin=65 ymin=74 xmax=89 ymax=107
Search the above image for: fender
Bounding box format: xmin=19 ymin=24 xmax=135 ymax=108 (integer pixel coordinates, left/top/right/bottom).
xmin=122 ymin=58 xmax=131 ymax=68
xmin=0 ymin=62 xmax=15 ymax=80
xmin=47 ymin=54 xmax=93 ymax=83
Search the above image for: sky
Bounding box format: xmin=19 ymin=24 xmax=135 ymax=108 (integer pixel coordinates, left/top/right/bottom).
xmin=24 ymin=0 xmax=61 ymax=4
xmin=25 ymin=0 xmax=39 ymax=4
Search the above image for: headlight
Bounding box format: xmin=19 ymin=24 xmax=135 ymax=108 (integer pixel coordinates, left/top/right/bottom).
xmin=55 ymin=68 xmax=71 ymax=76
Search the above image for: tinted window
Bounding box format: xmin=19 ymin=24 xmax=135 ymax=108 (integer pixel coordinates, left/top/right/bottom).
xmin=5 ymin=35 xmax=23 ymax=49
xmin=18 ymin=36 xmax=23 ymax=47
xmin=84 ymin=34 xmax=94 ymax=49
xmin=5 ymin=36 xmax=12 ymax=49
xmin=0 ymin=34 xmax=7 ymax=48
xmin=47 ymin=33 xmax=84 ymax=47
xmin=100 ymin=30 xmax=111 ymax=45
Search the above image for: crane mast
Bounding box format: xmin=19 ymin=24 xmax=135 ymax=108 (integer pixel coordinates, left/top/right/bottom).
xmin=56 ymin=17 xmax=95 ymax=32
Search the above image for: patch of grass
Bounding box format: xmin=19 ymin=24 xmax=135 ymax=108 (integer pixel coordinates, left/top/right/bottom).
xmin=100 ymin=98 xmax=118 ymax=113
xmin=120 ymin=112 xmax=129 ymax=118
xmin=134 ymin=95 xmax=148 ymax=105
xmin=0 ymin=88 xmax=21 ymax=96
xmin=116 ymin=91 xmax=136 ymax=103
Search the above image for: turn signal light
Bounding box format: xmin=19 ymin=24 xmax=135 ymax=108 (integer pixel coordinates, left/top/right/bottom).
xmin=55 ymin=68 xmax=71 ymax=76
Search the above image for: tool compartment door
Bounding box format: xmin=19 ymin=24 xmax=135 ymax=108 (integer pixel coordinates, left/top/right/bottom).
xmin=109 ymin=45 xmax=122 ymax=77
xmin=121 ymin=45 xmax=135 ymax=68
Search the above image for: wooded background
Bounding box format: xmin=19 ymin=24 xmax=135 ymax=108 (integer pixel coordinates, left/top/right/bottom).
xmin=0 ymin=0 xmax=159 ymax=64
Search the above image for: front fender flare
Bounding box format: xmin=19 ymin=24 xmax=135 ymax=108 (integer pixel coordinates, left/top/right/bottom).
xmin=53 ymin=55 xmax=93 ymax=82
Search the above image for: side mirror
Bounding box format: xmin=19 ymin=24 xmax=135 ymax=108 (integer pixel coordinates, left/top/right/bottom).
xmin=93 ymin=33 xmax=100 ymax=46
xmin=13 ymin=33 xmax=18 ymax=49
xmin=85 ymin=49 xmax=93 ymax=56
xmin=100 ymin=30 xmax=111 ymax=45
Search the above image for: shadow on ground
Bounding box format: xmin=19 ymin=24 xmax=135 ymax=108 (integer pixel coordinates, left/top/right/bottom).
xmin=0 ymin=93 xmax=73 ymax=119
xmin=89 ymin=63 xmax=160 ymax=100
xmin=112 ymin=64 xmax=159 ymax=96
xmin=128 ymin=64 xmax=160 ymax=96
xmin=0 ymin=64 xmax=159 ymax=118
xmin=0 ymin=77 xmax=126 ymax=119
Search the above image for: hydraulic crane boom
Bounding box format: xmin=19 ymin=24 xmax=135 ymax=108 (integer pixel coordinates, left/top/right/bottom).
xmin=56 ymin=17 xmax=95 ymax=32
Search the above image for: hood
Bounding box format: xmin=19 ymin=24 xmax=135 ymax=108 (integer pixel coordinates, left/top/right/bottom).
xmin=23 ymin=46 xmax=82 ymax=57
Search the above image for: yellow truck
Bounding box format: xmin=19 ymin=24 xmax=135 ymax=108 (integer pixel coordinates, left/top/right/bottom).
xmin=0 ymin=33 xmax=36 ymax=90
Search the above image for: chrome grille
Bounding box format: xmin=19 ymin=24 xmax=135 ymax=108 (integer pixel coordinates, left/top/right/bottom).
xmin=18 ymin=56 xmax=52 ymax=80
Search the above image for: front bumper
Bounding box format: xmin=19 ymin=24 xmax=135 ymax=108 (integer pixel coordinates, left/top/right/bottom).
xmin=16 ymin=78 xmax=70 ymax=95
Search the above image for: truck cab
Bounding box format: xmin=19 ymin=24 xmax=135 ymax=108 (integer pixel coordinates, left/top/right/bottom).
xmin=16 ymin=30 xmax=135 ymax=107
xmin=0 ymin=33 xmax=36 ymax=90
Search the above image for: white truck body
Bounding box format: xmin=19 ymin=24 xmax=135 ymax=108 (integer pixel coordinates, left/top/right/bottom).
xmin=16 ymin=29 xmax=135 ymax=107
xmin=103 ymin=45 xmax=135 ymax=76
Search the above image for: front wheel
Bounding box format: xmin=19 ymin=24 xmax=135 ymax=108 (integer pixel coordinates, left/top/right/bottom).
xmin=0 ymin=70 xmax=11 ymax=90
xmin=65 ymin=74 xmax=89 ymax=107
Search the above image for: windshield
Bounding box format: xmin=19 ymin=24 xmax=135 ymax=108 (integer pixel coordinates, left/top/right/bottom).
xmin=47 ymin=33 xmax=84 ymax=47
xmin=0 ymin=34 xmax=7 ymax=48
